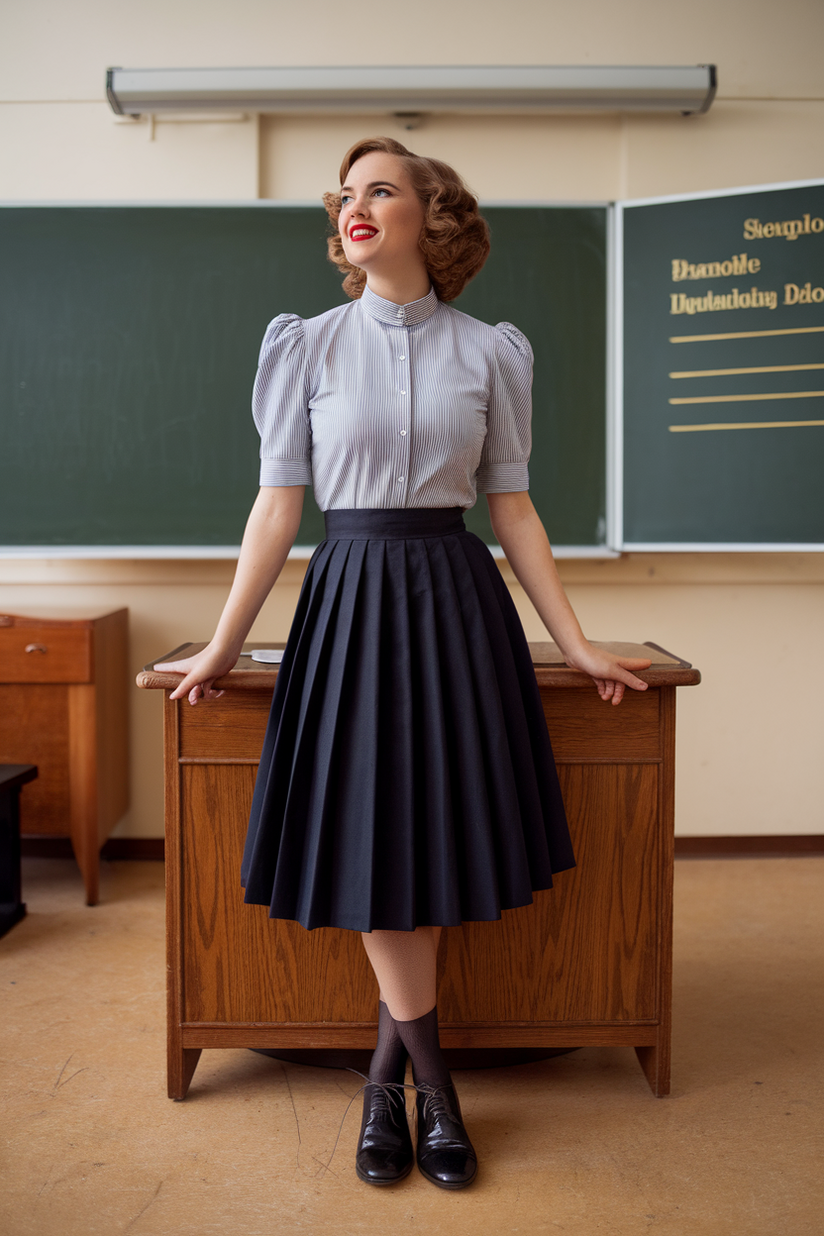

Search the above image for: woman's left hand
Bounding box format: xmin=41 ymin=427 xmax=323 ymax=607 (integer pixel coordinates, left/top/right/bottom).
xmin=563 ymin=644 xmax=652 ymax=706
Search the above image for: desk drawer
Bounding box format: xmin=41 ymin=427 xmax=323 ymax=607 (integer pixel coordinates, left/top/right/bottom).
xmin=0 ymin=627 xmax=93 ymax=683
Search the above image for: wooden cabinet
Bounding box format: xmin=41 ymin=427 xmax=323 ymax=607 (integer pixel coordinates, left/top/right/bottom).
xmin=0 ymin=609 xmax=129 ymax=905
xmin=139 ymin=640 xmax=699 ymax=1100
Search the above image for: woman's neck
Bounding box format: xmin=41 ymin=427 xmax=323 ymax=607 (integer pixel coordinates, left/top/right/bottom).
xmin=365 ymin=269 xmax=432 ymax=306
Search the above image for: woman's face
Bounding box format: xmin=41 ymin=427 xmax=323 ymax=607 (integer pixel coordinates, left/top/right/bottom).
xmin=338 ymin=151 xmax=426 ymax=278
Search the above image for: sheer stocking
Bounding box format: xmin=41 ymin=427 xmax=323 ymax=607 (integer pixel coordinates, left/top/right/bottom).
xmin=360 ymin=926 xmax=449 ymax=1091
xmin=360 ymin=925 xmax=442 ymax=1021
xmin=368 ymin=1000 xmax=408 ymax=1086
xmin=393 ymin=1005 xmax=451 ymax=1090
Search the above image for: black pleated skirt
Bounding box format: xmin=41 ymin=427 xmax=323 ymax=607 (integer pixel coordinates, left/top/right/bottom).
xmin=241 ymin=508 xmax=575 ymax=932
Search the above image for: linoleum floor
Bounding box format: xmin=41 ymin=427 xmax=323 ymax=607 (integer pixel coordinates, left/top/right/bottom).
xmin=1 ymin=856 xmax=822 ymax=1236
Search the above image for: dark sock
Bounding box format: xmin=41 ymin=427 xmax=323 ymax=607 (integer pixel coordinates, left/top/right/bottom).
xmin=368 ymin=1000 xmax=408 ymax=1087
xmin=393 ymin=1005 xmax=451 ymax=1090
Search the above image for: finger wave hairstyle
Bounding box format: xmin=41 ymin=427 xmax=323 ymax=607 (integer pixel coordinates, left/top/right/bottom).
xmin=322 ymin=137 xmax=491 ymax=303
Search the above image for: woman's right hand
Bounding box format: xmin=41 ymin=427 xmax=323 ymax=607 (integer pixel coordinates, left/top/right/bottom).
xmin=154 ymin=642 xmax=241 ymax=705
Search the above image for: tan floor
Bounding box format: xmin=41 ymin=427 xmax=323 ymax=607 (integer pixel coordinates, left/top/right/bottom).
xmin=1 ymin=857 xmax=822 ymax=1236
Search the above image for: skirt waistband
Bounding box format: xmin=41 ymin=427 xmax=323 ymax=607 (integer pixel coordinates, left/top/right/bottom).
xmin=323 ymin=508 xmax=466 ymax=540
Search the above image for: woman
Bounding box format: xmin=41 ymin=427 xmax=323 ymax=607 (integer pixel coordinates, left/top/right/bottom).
xmin=157 ymin=137 xmax=650 ymax=1191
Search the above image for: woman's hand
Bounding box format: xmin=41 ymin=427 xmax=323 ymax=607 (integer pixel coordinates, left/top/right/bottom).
xmin=486 ymin=493 xmax=651 ymax=705
xmin=563 ymin=644 xmax=652 ymax=706
xmin=154 ymin=642 xmax=240 ymax=706
xmin=154 ymin=486 xmax=305 ymax=706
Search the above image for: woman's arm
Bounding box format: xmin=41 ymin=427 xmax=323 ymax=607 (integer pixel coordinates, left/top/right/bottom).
xmin=155 ymin=485 xmax=305 ymax=704
xmin=486 ymin=491 xmax=650 ymax=705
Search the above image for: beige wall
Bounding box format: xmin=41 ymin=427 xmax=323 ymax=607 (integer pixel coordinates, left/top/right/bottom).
xmin=2 ymin=0 xmax=823 ymax=838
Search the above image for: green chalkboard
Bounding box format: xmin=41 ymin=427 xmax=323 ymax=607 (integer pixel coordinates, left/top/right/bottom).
xmin=0 ymin=204 xmax=606 ymax=550
xmin=621 ymin=181 xmax=824 ymax=547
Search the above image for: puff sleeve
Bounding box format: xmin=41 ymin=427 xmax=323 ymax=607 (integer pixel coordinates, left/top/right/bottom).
xmin=475 ymin=322 xmax=533 ymax=493
xmin=252 ymin=314 xmax=313 ymax=487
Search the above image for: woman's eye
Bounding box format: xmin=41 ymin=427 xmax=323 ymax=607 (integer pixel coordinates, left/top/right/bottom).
xmin=374 ymin=188 xmax=390 ymax=197
xmin=340 ymin=195 xmax=352 ymax=205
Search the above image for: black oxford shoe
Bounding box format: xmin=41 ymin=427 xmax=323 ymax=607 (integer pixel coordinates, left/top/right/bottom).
xmin=415 ymin=1082 xmax=478 ymax=1190
xmin=355 ymin=1082 xmax=414 ymax=1186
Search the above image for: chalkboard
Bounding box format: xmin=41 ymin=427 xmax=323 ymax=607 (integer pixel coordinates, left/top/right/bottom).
xmin=0 ymin=204 xmax=607 ymax=552
xmin=619 ymin=180 xmax=824 ymax=548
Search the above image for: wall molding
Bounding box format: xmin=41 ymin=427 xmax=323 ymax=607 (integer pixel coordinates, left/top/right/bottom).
xmin=21 ymin=835 xmax=824 ymax=863
xmin=22 ymin=837 xmax=165 ymax=861
xmin=674 ymin=835 xmax=824 ymax=857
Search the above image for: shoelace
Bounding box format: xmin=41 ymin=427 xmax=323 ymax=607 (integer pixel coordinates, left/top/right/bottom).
xmin=322 ymin=1069 xmax=419 ymax=1175
xmin=319 ymin=1070 xmax=463 ymax=1176
xmin=365 ymin=1081 xmax=395 ymax=1118
xmin=416 ymin=1081 xmax=455 ymax=1123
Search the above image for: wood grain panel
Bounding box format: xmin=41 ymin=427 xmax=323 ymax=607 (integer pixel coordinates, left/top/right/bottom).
xmin=437 ymin=764 xmax=660 ymax=1024
xmin=0 ymin=626 xmax=92 ymax=683
xmin=175 ymin=684 xmax=661 ymax=765
xmin=177 ymin=693 xmax=270 ymax=761
xmin=179 ymin=763 xmax=378 ymax=1024
xmin=0 ymin=685 xmax=70 ymax=834
xmin=181 ymin=1023 xmax=659 ymax=1050
xmin=179 ymin=757 xmax=659 ymax=1030
xmin=543 ymin=688 xmax=660 ymax=761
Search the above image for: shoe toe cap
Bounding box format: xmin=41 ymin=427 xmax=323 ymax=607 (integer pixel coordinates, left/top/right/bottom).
xmin=418 ymin=1148 xmax=477 ymax=1187
xmin=356 ymin=1148 xmax=412 ymax=1183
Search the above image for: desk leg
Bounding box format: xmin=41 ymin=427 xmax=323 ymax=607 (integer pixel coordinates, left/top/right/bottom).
xmin=635 ymin=1037 xmax=671 ymax=1097
xmin=69 ymin=685 xmax=100 ymax=906
xmin=168 ymin=1041 xmax=202 ymax=1101
xmin=638 ymin=685 xmax=675 ymax=1099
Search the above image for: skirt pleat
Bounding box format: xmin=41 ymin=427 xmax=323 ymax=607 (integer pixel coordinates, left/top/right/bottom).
xmin=241 ymin=508 xmax=575 ymax=932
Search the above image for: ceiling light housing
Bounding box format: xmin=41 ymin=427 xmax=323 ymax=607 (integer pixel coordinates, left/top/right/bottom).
xmin=106 ymin=65 xmax=717 ymax=118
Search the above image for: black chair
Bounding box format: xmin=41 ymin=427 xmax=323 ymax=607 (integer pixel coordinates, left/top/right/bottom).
xmin=0 ymin=764 xmax=37 ymax=938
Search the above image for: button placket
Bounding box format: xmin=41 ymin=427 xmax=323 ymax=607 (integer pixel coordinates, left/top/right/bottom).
xmin=395 ymin=324 xmax=412 ymax=502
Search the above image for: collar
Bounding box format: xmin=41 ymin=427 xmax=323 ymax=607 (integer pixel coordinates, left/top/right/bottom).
xmin=360 ymin=283 xmax=439 ymax=327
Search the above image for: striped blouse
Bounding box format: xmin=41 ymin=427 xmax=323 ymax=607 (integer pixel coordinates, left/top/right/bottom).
xmin=253 ymin=283 xmax=533 ymax=511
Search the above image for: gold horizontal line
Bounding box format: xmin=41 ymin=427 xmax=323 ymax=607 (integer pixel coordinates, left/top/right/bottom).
xmin=669 ymin=363 xmax=824 ymax=379
xmin=669 ymin=420 xmax=824 ymax=433
xmin=669 ymin=390 xmax=824 ymax=406
xmin=669 ymin=325 xmax=824 ymax=343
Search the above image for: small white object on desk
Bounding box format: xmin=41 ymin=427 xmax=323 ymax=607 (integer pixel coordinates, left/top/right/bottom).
xmin=249 ymin=649 xmax=284 ymax=663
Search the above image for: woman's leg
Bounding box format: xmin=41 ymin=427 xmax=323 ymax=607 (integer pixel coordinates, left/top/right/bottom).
xmin=361 ymin=926 xmax=442 ymax=1021
xmin=361 ymin=925 xmax=476 ymax=1189
xmin=353 ymin=928 xmax=444 ymax=1185
xmin=361 ymin=926 xmax=449 ymax=1087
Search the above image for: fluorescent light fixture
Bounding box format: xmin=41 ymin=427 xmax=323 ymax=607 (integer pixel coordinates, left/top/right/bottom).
xmin=107 ymin=65 xmax=717 ymax=117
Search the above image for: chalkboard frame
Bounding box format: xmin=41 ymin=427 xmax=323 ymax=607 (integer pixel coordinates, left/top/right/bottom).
xmin=0 ymin=198 xmax=614 ymax=559
xmin=613 ymin=178 xmax=824 ymax=551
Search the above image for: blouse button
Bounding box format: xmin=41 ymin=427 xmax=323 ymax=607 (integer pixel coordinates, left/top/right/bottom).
xmin=399 ymin=354 xmax=406 ymax=360
xmin=400 ymin=389 xmax=406 ymax=395
xmin=400 ymin=429 xmax=407 ymax=436
xmin=397 ymin=476 xmax=405 ymax=483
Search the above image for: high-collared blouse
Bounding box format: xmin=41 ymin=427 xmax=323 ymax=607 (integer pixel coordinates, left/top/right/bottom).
xmin=252 ymin=283 xmax=533 ymax=511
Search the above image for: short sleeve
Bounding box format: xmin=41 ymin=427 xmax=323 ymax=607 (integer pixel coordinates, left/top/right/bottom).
xmin=252 ymin=314 xmax=313 ymax=487
xmin=475 ymin=322 xmax=533 ymax=493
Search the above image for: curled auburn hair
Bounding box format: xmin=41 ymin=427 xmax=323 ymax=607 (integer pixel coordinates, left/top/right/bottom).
xmin=322 ymin=137 xmax=490 ymax=303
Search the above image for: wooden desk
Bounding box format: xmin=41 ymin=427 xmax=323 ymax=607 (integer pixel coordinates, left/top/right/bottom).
xmin=139 ymin=641 xmax=699 ymax=1100
xmin=0 ymin=609 xmax=129 ymax=905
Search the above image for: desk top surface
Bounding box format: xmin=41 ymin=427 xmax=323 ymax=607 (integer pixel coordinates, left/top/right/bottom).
xmin=137 ymin=640 xmax=701 ymax=691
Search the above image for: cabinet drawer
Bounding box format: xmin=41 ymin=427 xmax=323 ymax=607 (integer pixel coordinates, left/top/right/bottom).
xmin=0 ymin=627 xmax=93 ymax=683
